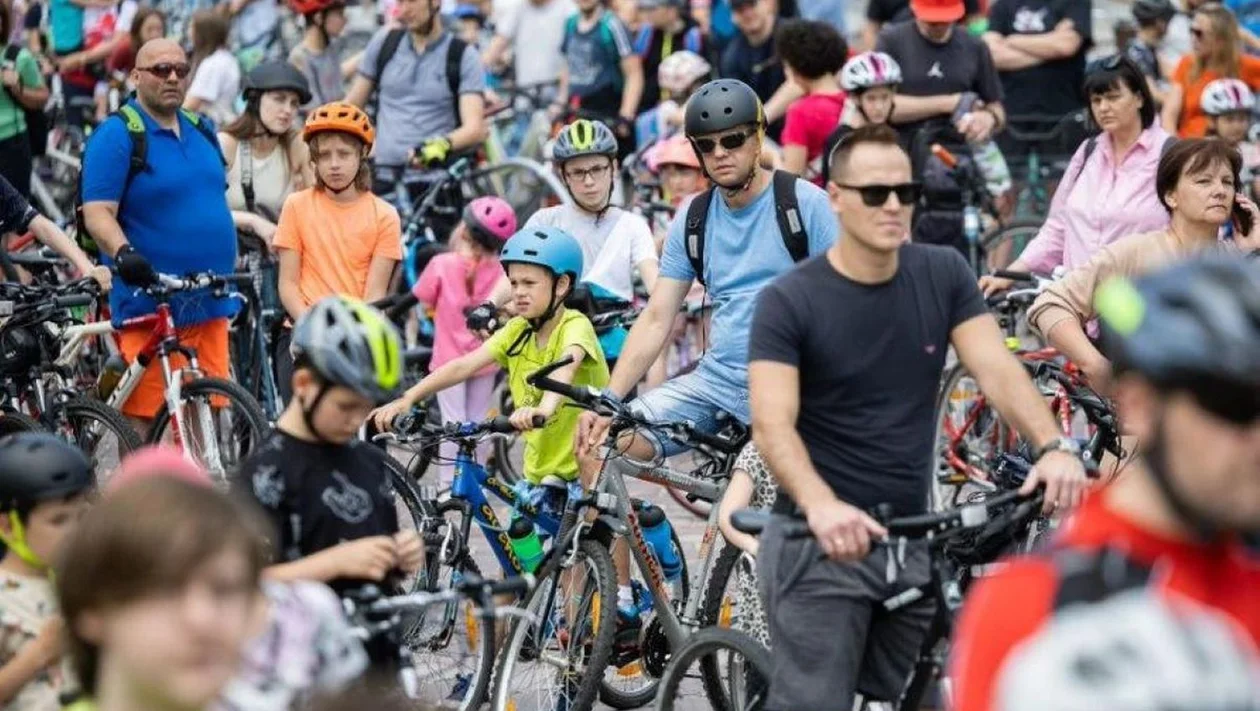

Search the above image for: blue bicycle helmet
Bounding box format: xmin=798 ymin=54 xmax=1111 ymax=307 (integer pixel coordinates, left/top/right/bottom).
xmin=500 ymin=227 xmax=585 ymax=283
xmin=453 ymin=3 xmax=484 ymax=19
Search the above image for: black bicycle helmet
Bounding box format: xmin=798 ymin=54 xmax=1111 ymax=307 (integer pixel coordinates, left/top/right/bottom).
xmin=1133 ymin=0 xmax=1177 ymax=24
xmin=243 ymin=60 xmax=313 ymax=106
xmin=0 ymin=432 xmax=93 ymax=513
xmin=684 ymin=78 xmax=764 ymax=137
xmin=1096 ymin=254 xmax=1260 ymax=393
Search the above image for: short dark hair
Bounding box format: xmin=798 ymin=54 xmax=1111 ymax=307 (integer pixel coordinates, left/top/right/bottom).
xmin=1155 ymin=137 xmax=1242 ymax=214
xmin=1083 ymin=55 xmax=1158 ymax=129
xmin=828 ymin=123 xmax=905 ymax=183
xmin=775 ymin=19 xmax=847 ymax=81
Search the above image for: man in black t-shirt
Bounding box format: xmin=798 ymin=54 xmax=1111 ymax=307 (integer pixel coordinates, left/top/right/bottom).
xmin=862 ymin=0 xmax=980 ymax=50
xmin=720 ymin=0 xmax=788 ymax=138
xmin=984 ymin=0 xmax=1091 ymax=167
xmin=747 ymin=124 xmax=1087 ymax=711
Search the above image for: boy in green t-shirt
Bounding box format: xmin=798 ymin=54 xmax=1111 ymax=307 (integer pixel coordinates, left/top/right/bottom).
xmin=372 ymin=226 xmax=609 ymax=485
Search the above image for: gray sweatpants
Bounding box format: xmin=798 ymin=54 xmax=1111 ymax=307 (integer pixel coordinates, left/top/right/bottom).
xmin=758 ymin=515 xmax=936 ymax=710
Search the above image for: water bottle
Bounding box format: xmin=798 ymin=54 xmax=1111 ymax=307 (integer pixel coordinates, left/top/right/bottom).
xmin=971 ymin=139 xmax=1012 ymax=197
xmin=95 ymin=353 xmax=128 ymax=400
xmin=507 ymin=516 xmax=544 ymax=573
xmin=638 ymin=503 xmax=682 ymax=581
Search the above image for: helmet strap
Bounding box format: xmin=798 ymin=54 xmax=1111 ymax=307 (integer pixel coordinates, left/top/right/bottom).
xmin=0 ymin=511 xmax=48 ymax=573
xmin=1145 ymin=410 xmax=1228 ymax=541
xmin=298 ymin=382 xmax=339 ymax=445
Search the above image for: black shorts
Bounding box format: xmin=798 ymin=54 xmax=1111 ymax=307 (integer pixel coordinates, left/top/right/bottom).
xmin=758 ymin=516 xmax=936 ymax=710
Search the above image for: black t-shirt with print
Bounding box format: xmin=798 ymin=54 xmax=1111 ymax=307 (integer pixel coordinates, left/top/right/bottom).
xmin=236 ymin=430 xmax=401 ymax=592
xmin=987 ymin=0 xmax=1092 ymax=118
xmin=749 ymin=245 xmax=988 ymax=517
xmin=875 ymin=21 xmax=1003 ymax=138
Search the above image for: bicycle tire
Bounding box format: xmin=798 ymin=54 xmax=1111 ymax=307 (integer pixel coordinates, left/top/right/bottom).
xmin=55 ymin=397 xmax=144 ymax=487
xmin=149 ymin=377 xmax=269 ymax=480
xmin=0 ymin=409 xmax=42 ymax=436
xmin=491 ymin=537 xmax=617 ymax=711
xmin=980 ymin=219 xmax=1044 ymax=273
xmin=654 ymin=626 xmax=771 ymax=711
xmin=930 ymin=363 xmax=1013 ymax=512
xmin=698 ymin=543 xmax=749 ymax=711
xmin=599 ymin=524 xmax=692 ymax=708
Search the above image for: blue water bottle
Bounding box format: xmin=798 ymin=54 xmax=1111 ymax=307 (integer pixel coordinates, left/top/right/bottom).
xmin=638 ymin=503 xmax=682 ymax=581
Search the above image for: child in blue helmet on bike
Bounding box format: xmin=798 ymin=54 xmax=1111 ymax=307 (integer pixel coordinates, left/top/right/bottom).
xmin=373 ymin=226 xmax=609 ymax=485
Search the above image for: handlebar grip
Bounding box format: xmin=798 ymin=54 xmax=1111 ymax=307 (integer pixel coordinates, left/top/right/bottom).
xmin=485 ymin=574 xmax=534 ymax=596
xmin=931 ymin=143 xmax=959 ymax=169
xmin=487 ymin=415 xmax=516 ymax=434
xmin=991 ymin=270 xmax=1037 ymax=283
xmin=54 ymin=294 xmax=94 ymax=308
xmin=386 ymin=292 xmax=420 ymax=321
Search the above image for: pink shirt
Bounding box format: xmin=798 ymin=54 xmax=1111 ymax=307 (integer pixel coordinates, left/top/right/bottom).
xmin=1019 ymin=124 xmax=1172 ymax=274
xmin=780 ymin=92 xmax=846 ymax=185
xmin=413 ymin=252 xmax=503 ymax=374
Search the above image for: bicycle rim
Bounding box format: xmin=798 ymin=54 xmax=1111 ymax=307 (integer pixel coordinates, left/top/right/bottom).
xmin=152 ymin=378 xmax=268 ymax=484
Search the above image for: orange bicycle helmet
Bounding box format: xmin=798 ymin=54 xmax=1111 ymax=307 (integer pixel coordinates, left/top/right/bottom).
xmin=303 ymin=101 xmax=375 ymax=148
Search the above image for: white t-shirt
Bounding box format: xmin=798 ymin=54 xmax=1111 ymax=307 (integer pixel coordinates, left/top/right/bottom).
xmin=525 ymin=203 xmax=657 ymax=302
xmin=492 ymin=0 xmax=574 ymax=88
xmin=188 ymin=47 xmax=242 ymax=125
xmin=82 ymin=0 xmax=136 ymax=49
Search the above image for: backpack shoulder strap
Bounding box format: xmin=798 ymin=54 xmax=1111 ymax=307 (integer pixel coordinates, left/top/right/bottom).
xmin=116 ymin=104 xmax=148 ymax=180
xmin=772 ymin=170 xmax=808 ymax=263
xmin=1161 ymin=135 xmax=1177 ymax=156
xmin=179 ymin=108 xmax=227 ymax=167
xmin=1072 ymin=136 xmax=1099 ymax=184
xmin=446 ymin=36 xmax=466 ymax=126
xmin=375 ymin=28 xmax=407 ymax=83
xmin=684 ymin=188 xmax=714 ymax=287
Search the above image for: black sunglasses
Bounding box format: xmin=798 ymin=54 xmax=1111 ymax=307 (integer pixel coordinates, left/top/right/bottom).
xmin=137 ymin=63 xmax=191 ymax=79
xmin=1187 ymin=382 xmax=1260 ymax=426
xmin=832 ymin=182 xmax=922 ymax=207
xmin=692 ymin=128 xmax=756 ymax=154
xmin=1086 ymin=53 xmax=1124 ymax=75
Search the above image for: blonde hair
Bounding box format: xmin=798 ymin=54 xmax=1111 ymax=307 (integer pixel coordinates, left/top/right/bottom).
xmin=306 ymin=131 xmax=372 ymax=192
xmin=1191 ymin=3 xmax=1242 ymax=82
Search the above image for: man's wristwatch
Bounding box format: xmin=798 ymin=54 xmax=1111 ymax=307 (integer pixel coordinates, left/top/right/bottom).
xmin=1034 ymin=437 xmax=1081 ymax=462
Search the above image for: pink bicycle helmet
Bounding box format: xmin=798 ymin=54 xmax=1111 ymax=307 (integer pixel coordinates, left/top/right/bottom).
xmin=463 ymin=196 xmax=518 ymax=251
xmin=653 ymin=134 xmax=701 ymax=171
xmin=1202 ymin=78 xmax=1256 ymax=116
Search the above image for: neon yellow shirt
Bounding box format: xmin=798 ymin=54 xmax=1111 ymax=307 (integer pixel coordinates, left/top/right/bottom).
xmin=486 ymin=309 xmax=609 ymax=483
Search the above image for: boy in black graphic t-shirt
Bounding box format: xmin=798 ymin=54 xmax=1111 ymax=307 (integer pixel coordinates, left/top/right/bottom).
xmin=236 ymin=296 xmax=422 ymax=593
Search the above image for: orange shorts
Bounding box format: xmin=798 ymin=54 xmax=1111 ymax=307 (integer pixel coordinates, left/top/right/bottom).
xmin=118 ymin=318 xmax=230 ymax=418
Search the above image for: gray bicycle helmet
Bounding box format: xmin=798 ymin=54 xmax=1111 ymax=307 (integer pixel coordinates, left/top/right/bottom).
xmin=552 ymin=119 xmax=619 ymax=163
xmin=1133 ymin=0 xmax=1177 ymax=23
xmin=291 ymin=296 xmax=403 ymax=404
xmin=997 ymin=591 xmax=1260 ymax=711
xmin=1096 ymin=254 xmax=1260 ymax=392
xmin=684 ymin=78 xmax=764 ymax=137
xmin=243 ymin=60 xmax=313 ymax=106
xmin=0 ymin=432 xmax=93 ymax=513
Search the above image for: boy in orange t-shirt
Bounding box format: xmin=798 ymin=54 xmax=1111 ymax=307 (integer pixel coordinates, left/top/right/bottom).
xmin=275 ymin=101 xmax=401 ymax=322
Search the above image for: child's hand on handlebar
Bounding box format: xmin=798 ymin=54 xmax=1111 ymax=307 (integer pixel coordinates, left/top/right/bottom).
xmin=510 ymin=406 xmax=546 ymax=431
xmin=370 ymin=398 xmax=413 ymax=432
xmin=978 ymin=274 xmax=1015 ymax=297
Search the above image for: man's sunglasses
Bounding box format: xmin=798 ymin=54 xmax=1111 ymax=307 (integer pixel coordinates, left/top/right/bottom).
xmin=137 ymin=63 xmax=191 ymax=79
xmin=692 ymin=128 xmax=756 ymax=154
xmin=832 ymin=182 xmax=922 ymax=207
xmin=1186 ymin=381 xmax=1260 ymax=426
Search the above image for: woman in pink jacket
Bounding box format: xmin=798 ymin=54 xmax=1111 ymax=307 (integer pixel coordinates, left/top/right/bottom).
xmin=980 ymin=55 xmax=1173 ymax=296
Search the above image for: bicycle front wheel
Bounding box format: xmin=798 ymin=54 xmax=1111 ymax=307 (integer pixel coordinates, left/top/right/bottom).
xmin=492 ymin=538 xmax=617 ymax=711
xmin=150 ymin=377 xmax=269 ymax=482
xmin=655 ymin=626 xmax=771 ymax=711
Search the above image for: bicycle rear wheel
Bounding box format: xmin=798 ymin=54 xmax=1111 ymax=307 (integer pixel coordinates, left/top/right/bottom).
xmin=52 ymin=396 xmax=144 ymax=488
xmin=655 ymin=626 xmax=771 ymax=711
xmin=930 ymin=363 xmax=1014 ymax=512
xmin=0 ymin=409 xmax=42 ymax=436
xmin=150 ymin=377 xmax=269 ymax=483
xmin=981 ymin=219 xmax=1043 ymax=274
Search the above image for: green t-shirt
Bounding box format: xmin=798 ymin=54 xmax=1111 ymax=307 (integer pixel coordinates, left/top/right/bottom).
xmin=0 ymin=45 xmax=44 ymax=141
xmin=486 ymin=309 xmax=610 ymax=483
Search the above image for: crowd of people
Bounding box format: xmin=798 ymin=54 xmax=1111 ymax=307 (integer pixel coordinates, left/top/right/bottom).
xmin=0 ymin=0 xmax=1257 ymax=707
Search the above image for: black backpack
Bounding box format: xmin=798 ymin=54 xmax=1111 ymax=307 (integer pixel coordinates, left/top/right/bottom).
xmin=683 ymin=170 xmax=809 ymax=287
xmin=2 ymin=45 xmax=48 ymax=158
xmin=74 ymin=104 xmax=224 ymax=254
xmin=369 ymin=30 xmax=465 ymax=128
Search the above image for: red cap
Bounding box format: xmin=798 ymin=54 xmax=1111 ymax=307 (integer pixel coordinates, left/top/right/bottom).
xmin=911 ymin=0 xmax=965 ymax=22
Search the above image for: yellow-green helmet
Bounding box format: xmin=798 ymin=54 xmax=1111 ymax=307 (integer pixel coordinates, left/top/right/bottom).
xmin=291 ymin=296 xmax=403 ymax=404
xmin=552 ymin=119 xmax=618 ymax=163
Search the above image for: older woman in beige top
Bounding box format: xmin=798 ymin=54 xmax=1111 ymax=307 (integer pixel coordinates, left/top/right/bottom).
xmin=1031 ymin=138 xmax=1260 ymax=389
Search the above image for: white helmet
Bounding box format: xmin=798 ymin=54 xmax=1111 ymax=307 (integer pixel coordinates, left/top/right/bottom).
xmin=839 ymin=51 xmax=903 ymax=93
xmin=658 ymin=50 xmax=712 ymax=95
xmin=1202 ymin=78 xmax=1256 ymax=116
xmin=997 ymin=591 xmax=1260 ymax=711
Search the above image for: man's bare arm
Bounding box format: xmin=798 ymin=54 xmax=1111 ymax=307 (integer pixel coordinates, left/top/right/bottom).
xmin=450 ymin=92 xmax=488 ymax=150
xmin=1004 ymin=27 xmax=1083 ymax=60
xmin=763 ymin=81 xmax=806 ymax=125
xmin=750 ymin=360 xmax=837 ymax=509
xmin=345 ymin=75 xmax=373 ymax=107
xmin=983 ymin=33 xmax=1044 ymax=71
xmin=606 ymin=277 xmax=690 ymax=397
xmin=82 ymin=202 xmax=128 ymax=257
xmin=890 ymin=93 xmax=961 ymax=123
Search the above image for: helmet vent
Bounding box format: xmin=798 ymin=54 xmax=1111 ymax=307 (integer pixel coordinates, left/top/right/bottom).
xmin=523 ymin=249 xmax=540 ymax=257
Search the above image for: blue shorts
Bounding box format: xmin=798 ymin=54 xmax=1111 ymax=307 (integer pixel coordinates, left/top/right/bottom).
xmin=628 ymin=366 xmax=749 ymax=458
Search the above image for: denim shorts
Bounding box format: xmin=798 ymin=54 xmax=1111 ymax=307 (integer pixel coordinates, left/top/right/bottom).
xmin=628 ymin=366 xmax=750 ymax=458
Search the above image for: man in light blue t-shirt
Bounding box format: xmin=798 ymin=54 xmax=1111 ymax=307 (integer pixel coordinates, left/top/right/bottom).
xmin=576 ymin=78 xmax=839 ymax=459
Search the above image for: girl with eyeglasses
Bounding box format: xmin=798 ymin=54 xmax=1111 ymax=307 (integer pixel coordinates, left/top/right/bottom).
xmin=1163 ymin=2 xmax=1260 ymax=138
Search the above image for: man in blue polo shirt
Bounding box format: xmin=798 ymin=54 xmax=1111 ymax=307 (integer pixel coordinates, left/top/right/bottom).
xmin=81 ymin=37 xmax=236 ymax=430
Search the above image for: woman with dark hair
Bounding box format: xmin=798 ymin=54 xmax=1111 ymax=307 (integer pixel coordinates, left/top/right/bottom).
xmin=183 ymin=10 xmax=239 ymax=123
xmin=981 ymin=55 xmax=1172 ymax=296
xmin=1028 ymin=138 xmax=1260 ymax=389
xmin=106 ymin=7 xmax=167 ymax=75
xmin=1163 ymin=2 xmax=1260 ymax=138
